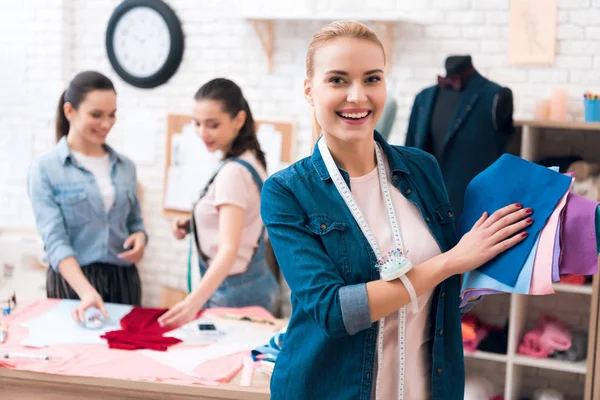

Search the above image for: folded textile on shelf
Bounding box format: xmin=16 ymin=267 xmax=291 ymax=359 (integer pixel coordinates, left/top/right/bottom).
xmin=517 ymin=314 xmax=572 ymax=358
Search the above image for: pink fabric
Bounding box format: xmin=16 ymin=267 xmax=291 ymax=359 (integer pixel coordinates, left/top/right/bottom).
xmin=539 ymin=314 xmax=572 ymax=351
xmin=0 ymin=300 xmax=272 ymax=387
xmin=518 ymin=329 xmax=551 ymax=358
xmin=204 ymin=306 xmax=275 ymax=321
xmin=193 ymin=151 xmax=268 ymax=275
xmin=529 ymin=179 xmax=573 ymax=294
xmin=517 ymin=314 xmax=572 ymax=358
xmin=350 ymin=153 xmax=440 ymax=400
xmin=193 ymin=351 xmax=247 ymax=383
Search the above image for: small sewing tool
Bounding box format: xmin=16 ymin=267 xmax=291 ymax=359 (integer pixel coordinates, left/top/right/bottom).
xmin=0 ymin=321 xmax=8 ymax=343
xmin=2 ymin=352 xmax=51 ymax=360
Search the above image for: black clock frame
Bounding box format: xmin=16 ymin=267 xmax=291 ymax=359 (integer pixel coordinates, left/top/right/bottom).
xmin=105 ymin=0 xmax=184 ymax=89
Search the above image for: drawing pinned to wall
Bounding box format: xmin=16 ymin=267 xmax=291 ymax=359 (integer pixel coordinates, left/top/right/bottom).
xmin=164 ymin=123 xmax=220 ymax=212
xmin=508 ymin=0 xmax=557 ymax=65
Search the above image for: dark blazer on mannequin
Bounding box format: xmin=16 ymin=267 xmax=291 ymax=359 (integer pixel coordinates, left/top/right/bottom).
xmin=405 ymin=72 xmax=514 ymax=223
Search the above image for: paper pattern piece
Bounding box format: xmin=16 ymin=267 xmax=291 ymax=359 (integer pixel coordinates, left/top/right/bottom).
xmin=122 ymin=111 xmax=158 ymax=165
xmin=147 ymin=317 xmax=275 ymax=376
xmin=257 ymin=123 xmax=283 ymax=176
xmin=508 ymin=0 xmax=557 ymax=65
xmin=20 ymin=300 xmax=133 ymax=348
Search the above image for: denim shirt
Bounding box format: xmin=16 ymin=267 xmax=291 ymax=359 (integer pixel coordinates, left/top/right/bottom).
xmin=28 ymin=137 xmax=147 ymax=271
xmin=261 ymin=132 xmax=465 ymax=400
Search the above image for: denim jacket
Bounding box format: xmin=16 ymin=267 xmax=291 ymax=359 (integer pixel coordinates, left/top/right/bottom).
xmin=28 ymin=137 xmax=147 ymax=271
xmin=261 ymin=132 xmax=465 ymax=400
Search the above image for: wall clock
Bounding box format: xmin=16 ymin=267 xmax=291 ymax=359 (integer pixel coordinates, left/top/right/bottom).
xmin=105 ymin=0 xmax=184 ymax=89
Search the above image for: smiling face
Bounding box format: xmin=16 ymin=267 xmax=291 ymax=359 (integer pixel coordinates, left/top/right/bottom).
xmin=304 ymin=36 xmax=386 ymax=147
xmin=64 ymin=89 xmax=117 ymax=146
xmin=192 ymin=99 xmax=246 ymax=153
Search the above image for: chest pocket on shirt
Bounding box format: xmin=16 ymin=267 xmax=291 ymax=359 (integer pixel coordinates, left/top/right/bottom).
xmin=433 ymin=202 xmax=454 ymax=225
xmin=307 ymin=215 xmax=351 ymax=277
xmin=56 ymin=191 xmax=91 ymax=228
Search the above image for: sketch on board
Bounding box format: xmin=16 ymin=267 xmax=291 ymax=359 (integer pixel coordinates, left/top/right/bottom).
xmin=164 ymin=124 xmax=220 ymax=212
xmin=508 ymin=0 xmax=557 ymax=65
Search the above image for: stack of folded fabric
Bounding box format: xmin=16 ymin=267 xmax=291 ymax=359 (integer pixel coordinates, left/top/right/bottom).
xmin=462 ymin=314 xmax=508 ymax=354
xmin=101 ymin=307 xmax=182 ymax=351
xmin=459 ymin=154 xmax=600 ymax=306
xmin=517 ymin=313 xmax=587 ymax=361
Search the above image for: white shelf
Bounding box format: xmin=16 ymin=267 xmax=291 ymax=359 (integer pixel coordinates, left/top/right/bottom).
xmin=553 ymin=283 xmax=594 ymax=295
xmin=242 ymin=14 xmax=416 ymax=22
xmin=513 ymin=355 xmax=587 ymax=375
xmin=464 ymin=350 xmax=508 ymax=363
xmin=243 ymin=13 xmax=418 ymax=73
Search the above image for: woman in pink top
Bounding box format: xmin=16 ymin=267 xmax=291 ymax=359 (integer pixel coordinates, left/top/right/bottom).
xmin=159 ymin=78 xmax=280 ymax=328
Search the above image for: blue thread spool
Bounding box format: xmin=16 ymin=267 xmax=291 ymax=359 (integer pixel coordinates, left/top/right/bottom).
xmin=584 ymin=94 xmax=600 ymax=122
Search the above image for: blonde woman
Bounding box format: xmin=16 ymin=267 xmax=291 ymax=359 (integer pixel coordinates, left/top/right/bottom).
xmin=261 ymin=21 xmax=532 ymax=400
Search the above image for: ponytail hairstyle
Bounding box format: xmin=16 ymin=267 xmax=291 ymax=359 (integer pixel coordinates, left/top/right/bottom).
xmin=194 ymin=78 xmax=267 ymax=170
xmin=56 ymin=71 xmax=116 ymax=143
xmin=305 ymin=21 xmax=386 ymax=144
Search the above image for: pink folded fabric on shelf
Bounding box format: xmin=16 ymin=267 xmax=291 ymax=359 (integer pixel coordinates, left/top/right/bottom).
xmin=538 ymin=314 xmax=572 ymax=351
xmin=517 ymin=328 xmax=552 ymax=358
xmin=517 ymin=314 xmax=573 ymax=358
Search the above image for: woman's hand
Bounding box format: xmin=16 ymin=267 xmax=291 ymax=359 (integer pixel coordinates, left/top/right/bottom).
xmin=446 ymin=203 xmax=533 ymax=276
xmin=72 ymin=289 xmax=109 ymax=323
xmin=158 ymin=297 xmax=202 ymax=329
xmin=118 ymin=231 xmax=147 ymax=264
xmin=172 ymin=217 xmax=191 ymax=240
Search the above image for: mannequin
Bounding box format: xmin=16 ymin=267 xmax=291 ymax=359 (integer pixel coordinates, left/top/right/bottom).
xmin=429 ymin=56 xmax=477 ymax=160
xmin=406 ymin=55 xmax=514 ymax=223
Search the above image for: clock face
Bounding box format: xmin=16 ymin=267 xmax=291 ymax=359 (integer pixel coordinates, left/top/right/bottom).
xmin=112 ymin=7 xmax=171 ymax=78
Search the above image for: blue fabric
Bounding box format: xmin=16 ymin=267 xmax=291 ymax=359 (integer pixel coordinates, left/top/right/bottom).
xmin=261 ymin=131 xmax=465 ymax=400
xmin=460 ymin=234 xmax=540 ymax=306
xmin=28 ymin=137 xmax=147 ymax=271
xmin=405 ymin=72 xmax=514 ymax=222
xmin=251 ymin=332 xmax=284 ymax=363
xmin=458 ymin=154 xmax=572 ymax=286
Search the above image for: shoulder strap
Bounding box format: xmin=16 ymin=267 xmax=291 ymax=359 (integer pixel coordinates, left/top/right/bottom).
xmin=228 ymin=158 xmax=264 ymax=191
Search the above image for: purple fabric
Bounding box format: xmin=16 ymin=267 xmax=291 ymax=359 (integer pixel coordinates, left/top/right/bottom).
xmin=561 ymin=193 xmax=599 ymax=275
xmin=552 ymin=220 xmax=561 ymax=283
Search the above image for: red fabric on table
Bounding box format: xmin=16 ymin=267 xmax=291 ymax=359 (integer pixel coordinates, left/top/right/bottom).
xmin=120 ymin=307 xmax=172 ymax=335
xmin=101 ymin=307 xmax=202 ymax=351
xmin=101 ymin=330 xmax=181 ymax=351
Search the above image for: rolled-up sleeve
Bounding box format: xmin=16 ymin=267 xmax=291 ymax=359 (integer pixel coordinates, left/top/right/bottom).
xmin=261 ymin=176 xmax=372 ymax=338
xmin=27 ymin=160 xmax=75 ymax=271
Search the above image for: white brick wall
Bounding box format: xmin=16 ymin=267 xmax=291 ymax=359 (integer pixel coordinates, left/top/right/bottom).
xmin=1 ymin=0 xmax=599 ymax=393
